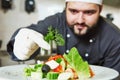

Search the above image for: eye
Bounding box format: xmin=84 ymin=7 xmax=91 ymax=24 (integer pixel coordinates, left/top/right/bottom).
xmin=84 ymin=10 xmax=96 ymax=15
xmin=69 ymin=9 xmax=79 ymax=14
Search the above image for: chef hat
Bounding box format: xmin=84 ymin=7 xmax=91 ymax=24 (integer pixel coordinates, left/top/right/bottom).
xmin=65 ymin=0 xmax=103 ymax=5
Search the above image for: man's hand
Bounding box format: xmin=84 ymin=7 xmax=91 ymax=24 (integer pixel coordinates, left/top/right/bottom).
xmin=13 ymin=28 xmax=50 ymax=60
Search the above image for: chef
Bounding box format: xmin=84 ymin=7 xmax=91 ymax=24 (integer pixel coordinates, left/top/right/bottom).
xmin=7 ymin=0 xmax=120 ymax=73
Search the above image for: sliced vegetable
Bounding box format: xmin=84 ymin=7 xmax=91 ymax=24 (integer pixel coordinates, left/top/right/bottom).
xmin=24 ymin=66 xmax=36 ymax=76
xmin=55 ymin=58 xmax=62 ymax=63
xmin=24 ymin=64 xmax=43 ymax=76
xmin=48 ymin=55 xmax=63 ymax=61
xmin=89 ymin=67 xmax=95 ymax=77
xmin=46 ymin=72 xmax=59 ymax=80
xmin=53 ymin=65 xmax=63 ymax=72
xmin=42 ymin=64 xmax=51 ymax=73
xmin=59 ymin=58 xmax=66 ymax=71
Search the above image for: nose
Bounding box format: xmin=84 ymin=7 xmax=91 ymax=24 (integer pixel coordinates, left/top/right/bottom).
xmin=76 ymin=12 xmax=85 ymax=23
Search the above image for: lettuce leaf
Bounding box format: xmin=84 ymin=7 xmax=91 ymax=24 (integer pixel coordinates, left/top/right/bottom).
xmin=63 ymin=47 xmax=90 ymax=79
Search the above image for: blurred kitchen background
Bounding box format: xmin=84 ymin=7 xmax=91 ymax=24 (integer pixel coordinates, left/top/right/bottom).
xmin=0 ymin=0 xmax=120 ymax=66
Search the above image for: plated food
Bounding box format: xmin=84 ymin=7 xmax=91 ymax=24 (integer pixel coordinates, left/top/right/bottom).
xmin=0 ymin=64 xmax=118 ymax=80
xmin=24 ymin=47 xmax=94 ymax=80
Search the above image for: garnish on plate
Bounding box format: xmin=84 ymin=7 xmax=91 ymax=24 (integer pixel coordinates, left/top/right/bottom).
xmin=24 ymin=47 xmax=94 ymax=80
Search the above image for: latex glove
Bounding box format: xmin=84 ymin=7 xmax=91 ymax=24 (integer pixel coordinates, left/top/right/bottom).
xmin=13 ymin=28 xmax=50 ymax=60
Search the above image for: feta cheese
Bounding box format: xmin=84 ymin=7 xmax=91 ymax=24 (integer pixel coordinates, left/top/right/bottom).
xmin=45 ymin=60 xmax=59 ymax=69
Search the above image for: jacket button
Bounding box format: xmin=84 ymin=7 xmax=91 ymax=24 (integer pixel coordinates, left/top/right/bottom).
xmin=67 ymin=34 xmax=70 ymax=38
xmin=66 ymin=50 xmax=69 ymax=53
xmin=89 ymin=39 xmax=93 ymax=43
xmin=85 ymin=53 xmax=89 ymax=57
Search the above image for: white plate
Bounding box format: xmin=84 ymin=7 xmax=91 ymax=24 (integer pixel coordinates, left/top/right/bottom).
xmin=0 ymin=65 xmax=119 ymax=80
xmin=0 ymin=65 xmax=27 ymax=80
xmin=90 ymin=65 xmax=119 ymax=80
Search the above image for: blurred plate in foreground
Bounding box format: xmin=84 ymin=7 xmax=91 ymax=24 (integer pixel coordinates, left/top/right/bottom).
xmin=0 ymin=65 xmax=119 ymax=80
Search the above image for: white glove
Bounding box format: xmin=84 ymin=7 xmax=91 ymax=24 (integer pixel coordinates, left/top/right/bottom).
xmin=13 ymin=28 xmax=50 ymax=60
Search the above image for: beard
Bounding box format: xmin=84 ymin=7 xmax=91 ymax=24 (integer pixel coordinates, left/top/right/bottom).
xmin=70 ymin=22 xmax=97 ymax=38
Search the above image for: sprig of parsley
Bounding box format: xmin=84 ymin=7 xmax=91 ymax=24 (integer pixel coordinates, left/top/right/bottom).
xmin=44 ymin=26 xmax=65 ymax=46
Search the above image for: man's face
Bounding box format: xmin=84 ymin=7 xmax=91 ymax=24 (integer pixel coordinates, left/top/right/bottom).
xmin=66 ymin=2 xmax=102 ymax=36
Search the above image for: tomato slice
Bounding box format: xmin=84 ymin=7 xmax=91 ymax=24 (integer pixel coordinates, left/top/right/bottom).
xmin=89 ymin=67 xmax=95 ymax=77
xmin=53 ymin=65 xmax=63 ymax=72
xmin=48 ymin=55 xmax=63 ymax=61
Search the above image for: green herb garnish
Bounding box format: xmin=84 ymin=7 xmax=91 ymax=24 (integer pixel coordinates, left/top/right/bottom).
xmin=44 ymin=26 xmax=65 ymax=46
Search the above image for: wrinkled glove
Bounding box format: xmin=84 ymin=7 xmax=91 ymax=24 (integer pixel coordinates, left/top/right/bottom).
xmin=14 ymin=28 xmax=50 ymax=60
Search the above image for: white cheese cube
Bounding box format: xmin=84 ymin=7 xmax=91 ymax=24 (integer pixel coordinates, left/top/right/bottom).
xmin=31 ymin=72 xmax=42 ymax=80
xmin=45 ymin=60 xmax=59 ymax=69
xmin=58 ymin=72 xmax=73 ymax=80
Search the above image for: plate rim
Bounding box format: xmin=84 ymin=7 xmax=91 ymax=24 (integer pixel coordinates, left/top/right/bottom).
xmin=90 ymin=65 xmax=119 ymax=80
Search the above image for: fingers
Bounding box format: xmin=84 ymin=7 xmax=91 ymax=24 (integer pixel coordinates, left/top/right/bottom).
xmin=14 ymin=28 xmax=50 ymax=60
xmin=28 ymin=29 xmax=50 ymax=50
xmin=14 ymin=29 xmax=39 ymax=60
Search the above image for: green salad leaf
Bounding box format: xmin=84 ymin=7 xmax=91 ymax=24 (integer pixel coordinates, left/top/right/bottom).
xmin=63 ymin=47 xmax=90 ymax=79
xmin=24 ymin=64 xmax=43 ymax=76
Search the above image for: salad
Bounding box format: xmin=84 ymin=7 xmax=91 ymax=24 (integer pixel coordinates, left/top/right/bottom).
xmin=24 ymin=47 xmax=94 ymax=80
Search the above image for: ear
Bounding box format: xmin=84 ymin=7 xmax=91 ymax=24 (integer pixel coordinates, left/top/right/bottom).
xmin=99 ymin=5 xmax=103 ymax=13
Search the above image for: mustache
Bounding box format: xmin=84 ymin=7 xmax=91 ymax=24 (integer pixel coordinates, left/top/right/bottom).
xmin=74 ymin=23 xmax=89 ymax=27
